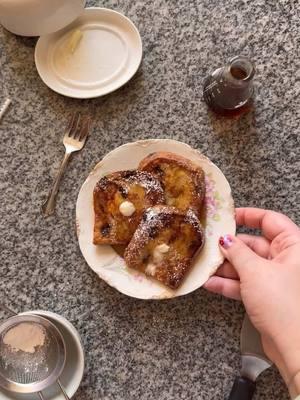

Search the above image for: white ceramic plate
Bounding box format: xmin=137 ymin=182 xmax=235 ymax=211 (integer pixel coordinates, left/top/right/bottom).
xmin=0 ymin=0 xmax=86 ymax=37
xmin=76 ymin=139 xmax=236 ymax=300
xmin=0 ymin=310 xmax=85 ymax=400
xmin=35 ymin=8 xmax=142 ymax=98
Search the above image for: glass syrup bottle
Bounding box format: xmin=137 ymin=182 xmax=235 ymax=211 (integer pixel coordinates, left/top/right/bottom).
xmin=203 ymin=56 xmax=255 ymax=116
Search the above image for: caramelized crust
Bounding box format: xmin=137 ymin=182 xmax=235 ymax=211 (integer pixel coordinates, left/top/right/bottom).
xmin=124 ymin=206 xmax=205 ymax=289
xmin=138 ymin=152 xmax=205 ymax=218
xmin=139 ymin=152 xmax=205 ymax=219
xmin=93 ymin=170 xmax=165 ymax=245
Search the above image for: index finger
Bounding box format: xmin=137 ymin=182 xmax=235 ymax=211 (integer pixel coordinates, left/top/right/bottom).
xmin=236 ymin=207 xmax=299 ymax=240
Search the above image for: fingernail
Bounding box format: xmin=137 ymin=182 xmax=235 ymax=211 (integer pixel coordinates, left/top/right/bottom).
xmin=219 ymin=234 xmax=233 ymax=249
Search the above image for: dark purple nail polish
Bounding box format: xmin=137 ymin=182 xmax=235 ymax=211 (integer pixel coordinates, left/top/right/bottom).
xmin=219 ymin=234 xmax=233 ymax=249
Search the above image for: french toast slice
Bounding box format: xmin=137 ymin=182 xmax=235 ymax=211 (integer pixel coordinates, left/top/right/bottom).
xmin=124 ymin=206 xmax=205 ymax=289
xmin=93 ymin=170 xmax=165 ymax=245
xmin=139 ymin=152 xmax=205 ymax=219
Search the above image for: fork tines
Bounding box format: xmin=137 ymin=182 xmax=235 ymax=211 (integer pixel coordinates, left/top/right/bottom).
xmin=79 ymin=116 xmax=92 ymax=142
xmin=66 ymin=112 xmax=91 ymax=142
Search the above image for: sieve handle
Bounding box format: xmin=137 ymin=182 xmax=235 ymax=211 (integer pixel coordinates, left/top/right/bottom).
xmin=57 ymin=380 xmax=70 ymax=400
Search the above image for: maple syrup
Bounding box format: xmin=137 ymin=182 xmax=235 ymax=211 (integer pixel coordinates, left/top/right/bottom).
xmin=203 ymin=56 xmax=255 ymax=117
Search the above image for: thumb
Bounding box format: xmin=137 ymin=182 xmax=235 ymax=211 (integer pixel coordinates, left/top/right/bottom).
xmin=219 ymin=234 xmax=266 ymax=277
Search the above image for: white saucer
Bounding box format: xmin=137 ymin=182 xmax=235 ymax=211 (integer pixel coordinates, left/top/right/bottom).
xmin=35 ymin=8 xmax=143 ymax=98
xmin=76 ymin=139 xmax=236 ymax=300
xmin=0 ymin=310 xmax=85 ymax=400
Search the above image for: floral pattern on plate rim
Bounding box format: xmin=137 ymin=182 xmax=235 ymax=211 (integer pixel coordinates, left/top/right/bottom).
xmin=204 ymin=173 xmax=224 ymax=236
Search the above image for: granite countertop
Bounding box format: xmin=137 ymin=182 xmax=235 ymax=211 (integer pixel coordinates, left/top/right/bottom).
xmin=0 ymin=0 xmax=299 ymax=399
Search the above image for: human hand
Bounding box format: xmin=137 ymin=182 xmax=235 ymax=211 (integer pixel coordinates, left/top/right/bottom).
xmin=204 ymin=208 xmax=300 ymax=395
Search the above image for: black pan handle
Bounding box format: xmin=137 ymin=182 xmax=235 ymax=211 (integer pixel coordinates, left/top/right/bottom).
xmin=228 ymin=376 xmax=256 ymax=400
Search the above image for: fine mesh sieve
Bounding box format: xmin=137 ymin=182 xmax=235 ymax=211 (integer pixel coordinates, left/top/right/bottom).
xmin=0 ymin=315 xmax=67 ymax=398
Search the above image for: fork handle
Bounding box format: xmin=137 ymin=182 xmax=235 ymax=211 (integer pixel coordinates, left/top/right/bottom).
xmin=42 ymin=152 xmax=71 ymax=216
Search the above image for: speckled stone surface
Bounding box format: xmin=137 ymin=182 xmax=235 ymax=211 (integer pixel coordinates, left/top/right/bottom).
xmin=0 ymin=0 xmax=299 ymax=399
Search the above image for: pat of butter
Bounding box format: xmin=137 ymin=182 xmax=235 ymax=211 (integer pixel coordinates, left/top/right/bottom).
xmin=67 ymin=29 xmax=83 ymax=54
xmin=153 ymin=244 xmax=170 ymax=263
xmin=145 ymin=263 xmax=157 ymax=276
xmin=119 ymin=201 xmax=136 ymax=217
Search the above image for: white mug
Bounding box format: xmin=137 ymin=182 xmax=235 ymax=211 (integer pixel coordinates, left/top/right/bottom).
xmin=0 ymin=0 xmax=86 ymax=37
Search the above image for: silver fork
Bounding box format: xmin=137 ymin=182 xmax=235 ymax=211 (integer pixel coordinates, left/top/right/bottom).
xmin=42 ymin=112 xmax=91 ymax=216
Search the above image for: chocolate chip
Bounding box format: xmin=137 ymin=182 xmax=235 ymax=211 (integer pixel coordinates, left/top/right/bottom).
xmin=97 ymin=176 xmax=108 ymax=189
xmin=118 ymin=185 xmax=128 ymax=198
xmin=168 ymin=275 xmax=180 ymax=289
xmin=142 ymin=213 xmax=147 ymax=222
xmin=101 ymin=223 xmax=111 ymax=236
xmin=122 ymin=171 xmax=136 ymax=179
xmin=142 ymin=254 xmax=150 ymax=264
xmin=159 ymin=214 xmax=171 ymax=226
xmin=154 ymin=166 xmax=163 ymax=175
xmin=148 ymin=227 xmax=158 ymax=239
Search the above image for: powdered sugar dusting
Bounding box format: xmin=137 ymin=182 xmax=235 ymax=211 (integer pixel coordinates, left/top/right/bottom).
xmin=78 ymin=139 xmax=236 ymax=298
xmin=93 ymin=170 xmax=165 ymax=244
xmin=112 ymin=170 xmax=164 ymax=196
xmin=185 ymin=209 xmax=204 ymax=236
xmin=143 ymin=206 xmax=160 ymax=221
